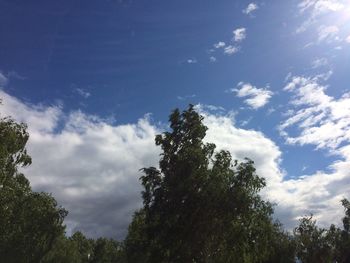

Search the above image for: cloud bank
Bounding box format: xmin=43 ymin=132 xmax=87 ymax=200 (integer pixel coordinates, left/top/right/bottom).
xmin=1 ymin=88 xmax=349 ymax=238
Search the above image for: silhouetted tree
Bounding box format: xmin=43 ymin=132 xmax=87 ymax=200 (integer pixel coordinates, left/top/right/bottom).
xmin=125 ymin=105 xmax=287 ymax=262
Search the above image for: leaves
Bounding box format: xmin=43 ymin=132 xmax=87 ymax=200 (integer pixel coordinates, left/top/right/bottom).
xmin=0 ymin=116 xmax=67 ymax=263
xmin=126 ymin=105 xmax=284 ymax=263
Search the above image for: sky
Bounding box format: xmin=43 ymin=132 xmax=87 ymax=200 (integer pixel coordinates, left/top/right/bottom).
xmin=1 ymin=0 xmax=350 ymax=239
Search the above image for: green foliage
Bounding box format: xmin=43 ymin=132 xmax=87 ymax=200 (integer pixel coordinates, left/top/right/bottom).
xmin=0 ymin=117 xmax=31 ymax=190
xmin=90 ymin=237 xmax=126 ymax=263
xmin=0 ymin=116 xmax=67 ymax=263
xmin=70 ymin=231 xmax=95 ymax=262
xmin=294 ymin=215 xmax=334 ymax=263
xmin=124 ymin=210 xmax=148 ymax=263
xmin=263 ymin=222 xmax=296 ymax=263
xmin=293 ymin=204 xmax=350 ymax=263
xmin=125 ymin=105 xmax=288 ymax=263
xmin=42 ymin=232 xmax=127 ymax=263
xmin=41 ymin=235 xmax=82 ymax=263
xmin=334 ymin=198 xmax=350 ymax=262
xmin=2 ymin=105 xmax=350 ymax=263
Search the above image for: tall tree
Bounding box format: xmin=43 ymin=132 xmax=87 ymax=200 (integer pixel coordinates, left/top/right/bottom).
xmin=126 ymin=105 xmax=286 ymax=262
xmin=0 ymin=116 xmax=67 ymax=263
xmin=70 ymin=231 xmax=94 ymax=262
xmin=334 ymin=198 xmax=350 ymax=262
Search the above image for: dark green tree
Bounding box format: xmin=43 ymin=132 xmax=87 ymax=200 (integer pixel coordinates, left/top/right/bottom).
xmin=41 ymin=235 xmax=82 ymax=263
xmin=70 ymin=231 xmax=95 ymax=262
xmin=90 ymin=237 xmax=125 ymax=263
xmin=334 ymin=198 xmax=350 ymax=262
xmin=126 ymin=105 xmax=287 ymax=263
xmin=294 ymin=199 xmax=350 ymax=263
xmin=0 ymin=116 xmax=67 ymax=263
xmin=262 ymin=222 xmax=296 ymax=263
xmin=294 ymin=215 xmax=337 ymax=263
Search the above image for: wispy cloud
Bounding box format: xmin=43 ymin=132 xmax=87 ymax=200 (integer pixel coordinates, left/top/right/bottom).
xmin=296 ymin=0 xmax=348 ymax=45
xmin=233 ymin=28 xmax=247 ymax=42
xmin=195 ymin=104 xmax=225 ymax=113
xmin=243 ymin=3 xmax=259 ymax=15
xmin=75 ymin=88 xmax=91 ymax=99
xmin=213 ymin=41 xmax=226 ymax=48
xmin=209 ymin=56 xmax=217 ymax=62
xmin=224 ymin=45 xmax=239 ymax=55
xmin=346 ymin=35 xmax=350 ymax=43
xmin=280 ymin=73 xmax=350 ymax=150
xmin=318 ymin=25 xmax=340 ymax=42
xmin=177 ymin=94 xmax=196 ymax=101
xmin=240 ymin=116 xmax=253 ymax=127
xmin=210 ymin=29 xmax=246 ymax=58
xmin=276 ymin=73 xmax=350 ymax=228
xmin=298 ymin=0 xmax=344 ymax=15
xmin=7 ymin=71 xmax=26 ymax=80
xmin=0 ymin=72 xmax=8 ymax=87
xmin=311 ymin=57 xmax=329 ymax=68
xmin=187 ymin=58 xmax=197 ymax=64
xmin=232 ymin=82 xmax=273 ymax=109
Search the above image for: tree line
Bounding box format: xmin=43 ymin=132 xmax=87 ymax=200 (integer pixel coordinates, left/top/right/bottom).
xmin=0 ymin=105 xmax=349 ymax=262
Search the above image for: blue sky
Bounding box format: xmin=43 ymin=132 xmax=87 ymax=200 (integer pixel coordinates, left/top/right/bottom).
xmin=1 ymin=0 xmax=350 ymax=239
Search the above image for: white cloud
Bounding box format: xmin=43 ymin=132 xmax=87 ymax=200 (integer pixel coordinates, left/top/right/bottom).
xmin=298 ymin=0 xmax=344 ymax=15
xmin=224 ymin=45 xmax=239 ymax=55
xmin=233 ymin=28 xmax=247 ymax=42
xmin=0 ymin=90 xmax=159 ymax=239
xmin=318 ymin=25 xmax=340 ymax=42
xmin=280 ymin=74 xmax=350 ymax=150
xmin=1 ymin=89 xmax=349 ymax=238
xmin=211 ymin=30 xmax=245 ymax=57
xmin=199 ymin=106 xmax=349 ymax=230
xmin=243 ymin=3 xmax=259 ymax=15
xmin=213 ymin=41 xmax=226 ymax=48
xmin=0 ymin=72 xmax=8 ymax=87
xmin=296 ymin=0 xmax=348 ymax=38
xmin=277 ymin=73 xmax=350 ymax=228
xmin=232 ymin=82 xmax=273 ymax=109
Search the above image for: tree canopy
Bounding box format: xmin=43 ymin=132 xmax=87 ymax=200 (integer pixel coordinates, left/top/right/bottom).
xmin=0 ymin=116 xmax=67 ymax=263
xmin=125 ymin=105 xmax=291 ymax=262
xmin=1 ymin=104 xmax=349 ymax=263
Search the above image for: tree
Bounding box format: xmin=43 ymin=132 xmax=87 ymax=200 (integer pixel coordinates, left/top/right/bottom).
xmin=294 ymin=215 xmax=338 ymax=263
xmin=90 ymin=237 xmax=125 ymax=263
xmin=70 ymin=231 xmax=95 ymax=262
xmin=334 ymin=198 xmax=350 ymax=262
xmin=0 ymin=116 xmax=67 ymax=263
xmin=126 ymin=105 xmax=285 ymax=262
xmin=262 ymin=222 xmax=296 ymax=263
xmin=41 ymin=235 xmax=82 ymax=263
xmin=293 ymin=199 xmax=350 ymax=263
